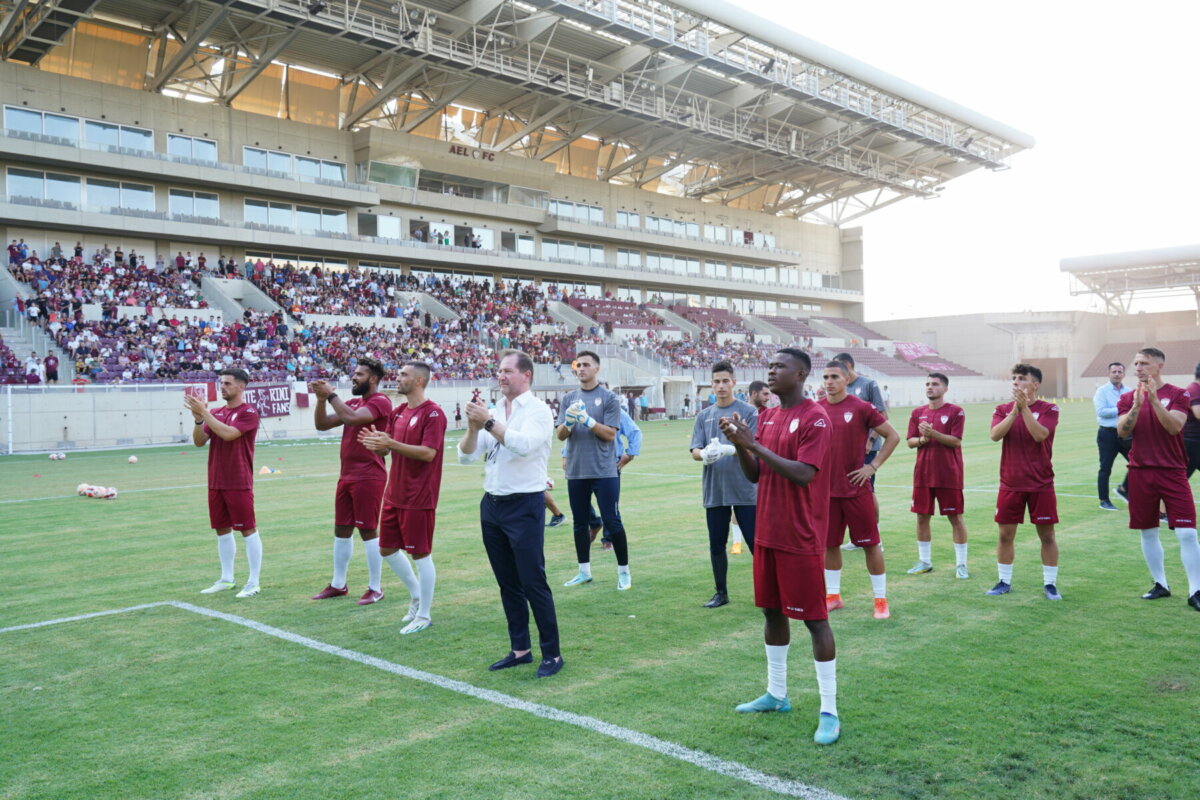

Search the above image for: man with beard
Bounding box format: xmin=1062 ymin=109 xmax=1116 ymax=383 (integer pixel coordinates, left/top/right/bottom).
xmin=308 ymin=358 xmax=393 ymax=605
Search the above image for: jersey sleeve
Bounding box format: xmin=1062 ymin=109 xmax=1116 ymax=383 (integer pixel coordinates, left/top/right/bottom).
xmin=866 ymin=406 xmax=887 ymax=431
xmin=555 ymin=394 xmax=570 ymax=425
xmin=992 ymin=405 xmax=1007 ymax=427
xmin=948 ymin=407 xmax=966 ymax=439
xmin=602 ymin=393 xmax=621 ymax=427
xmin=367 ymin=393 xmax=392 ymax=423
xmin=869 ymin=383 xmax=886 ymax=411
xmin=689 ymin=412 xmax=707 ymax=451
xmin=744 ymin=405 xmax=759 ymax=436
xmin=794 ymin=412 xmax=830 ymax=470
xmin=907 ymin=409 xmax=920 ymax=439
xmin=1189 ymin=386 xmax=1200 ymax=408
xmin=420 ymin=407 xmax=448 ymax=450
xmin=231 ymin=405 xmax=260 ymax=433
xmin=1040 ymin=404 xmax=1060 ymax=432
xmin=1117 ymin=392 xmax=1132 ymax=414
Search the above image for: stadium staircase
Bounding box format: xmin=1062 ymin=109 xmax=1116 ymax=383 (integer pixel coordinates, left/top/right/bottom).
xmin=203 ymin=277 xmax=277 ymax=321
xmin=547 ymin=300 xmax=598 ymax=332
xmin=650 ymin=307 xmax=702 ymax=338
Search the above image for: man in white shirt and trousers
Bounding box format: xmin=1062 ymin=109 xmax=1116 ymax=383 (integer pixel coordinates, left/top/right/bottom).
xmin=459 ymin=350 xmax=563 ymax=678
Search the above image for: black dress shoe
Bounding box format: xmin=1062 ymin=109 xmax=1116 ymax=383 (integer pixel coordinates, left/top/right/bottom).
xmin=536 ymin=656 xmax=563 ymax=678
xmin=1142 ymin=583 xmax=1171 ymax=600
xmin=704 ymin=592 xmax=729 ymax=608
xmin=488 ymin=651 xmax=533 ymax=671
xmin=1189 ymin=591 xmax=1200 ymax=612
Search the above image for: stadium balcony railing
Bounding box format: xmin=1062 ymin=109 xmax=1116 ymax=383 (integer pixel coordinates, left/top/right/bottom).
xmin=544 ymin=213 xmax=804 ymax=259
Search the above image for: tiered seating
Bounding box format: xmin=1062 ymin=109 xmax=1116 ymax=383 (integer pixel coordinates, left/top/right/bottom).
xmin=252 ymin=263 xmax=413 ymax=318
xmin=1081 ymin=341 xmax=1197 ymax=378
xmin=758 ymin=315 xmax=822 ymax=340
xmin=0 ymin=332 xmax=25 ymax=384
xmin=669 ymin=305 xmax=749 ymax=334
xmin=815 ymin=316 xmax=889 ymax=342
xmin=629 ymin=335 xmax=789 ymax=370
xmin=824 ymin=346 xmax=927 ymax=377
xmin=9 ymin=257 xmax=207 ymax=315
xmin=568 ymin=297 xmax=676 ymax=331
xmin=910 ymin=357 xmax=982 ymax=377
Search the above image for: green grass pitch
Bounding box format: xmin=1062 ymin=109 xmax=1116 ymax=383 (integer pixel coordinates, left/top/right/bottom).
xmin=2 ymin=399 xmax=1198 ymax=800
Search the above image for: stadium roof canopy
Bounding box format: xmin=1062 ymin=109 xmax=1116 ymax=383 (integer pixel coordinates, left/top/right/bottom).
xmin=1061 ymin=245 xmax=1200 ymax=314
xmin=1 ymin=0 xmax=1033 ymax=223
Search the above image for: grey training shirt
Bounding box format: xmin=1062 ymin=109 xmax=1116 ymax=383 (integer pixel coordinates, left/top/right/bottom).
xmin=557 ymin=385 xmax=622 ymax=479
xmin=689 ymin=399 xmax=759 ymax=508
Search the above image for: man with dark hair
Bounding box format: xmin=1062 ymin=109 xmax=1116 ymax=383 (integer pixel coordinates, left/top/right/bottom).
xmin=690 ymin=360 xmax=758 ymax=608
xmin=1117 ymin=348 xmax=1200 ymax=610
xmin=557 ymin=351 xmax=632 ymax=589
xmin=720 ymin=348 xmax=840 ymax=745
xmin=832 ymin=352 xmax=887 ymax=548
xmin=1094 ymin=361 xmax=1132 ymax=510
xmin=747 ymin=380 xmax=771 ymax=412
xmin=185 ymin=368 xmax=263 ymax=598
xmin=359 ymin=361 xmax=446 ymax=634
xmin=308 ymin=357 xmax=393 ymax=605
xmin=906 ymin=373 xmax=971 ymax=577
xmin=988 ymin=364 xmax=1061 ymax=599
xmin=1184 ymin=362 xmax=1200 ymax=479
xmin=819 ymin=360 xmax=901 ymax=619
xmin=459 ymin=350 xmax=562 ymax=677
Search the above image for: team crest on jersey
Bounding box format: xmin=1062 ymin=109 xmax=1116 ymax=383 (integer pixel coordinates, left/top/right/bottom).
xmin=789 ymin=419 xmax=800 ymax=432
xmin=1032 ymin=412 xmax=1040 ymax=420
xmin=940 ymin=415 xmax=949 ymax=424
xmin=1163 ymin=399 xmax=1171 ymax=408
xmin=230 ymin=413 xmax=237 ymax=423
xmin=594 ymin=398 xmax=602 ymax=406
xmin=409 ymin=415 xmax=419 ymax=427
xmin=843 ymin=412 xmax=853 ymax=423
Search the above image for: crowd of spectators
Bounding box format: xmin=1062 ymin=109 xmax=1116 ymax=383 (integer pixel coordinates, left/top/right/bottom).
xmin=567 ymin=297 xmax=675 ymax=333
xmin=626 ymin=333 xmax=799 ymax=371
xmin=668 ymin=304 xmax=750 ymax=334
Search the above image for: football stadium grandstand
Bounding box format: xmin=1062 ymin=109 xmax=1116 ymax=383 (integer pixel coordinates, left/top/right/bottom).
xmin=0 ymin=0 xmax=1038 ymax=453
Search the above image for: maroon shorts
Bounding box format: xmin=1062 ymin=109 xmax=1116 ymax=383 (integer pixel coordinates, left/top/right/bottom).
xmin=753 ymin=546 xmax=827 ymax=621
xmin=826 ymin=493 xmax=879 ymax=547
xmin=1127 ymin=467 xmax=1196 ymax=530
xmin=208 ymin=489 xmax=255 ymax=531
xmin=994 ymin=490 xmax=1058 ymax=525
xmin=378 ymin=502 xmax=435 ymax=553
xmin=911 ymin=486 xmax=965 ymax=516
xmin=334 ymin=479 xmax=386 ymax=530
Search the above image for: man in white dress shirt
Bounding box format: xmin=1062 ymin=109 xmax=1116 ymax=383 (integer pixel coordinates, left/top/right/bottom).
xmin=459 ymin=351 xmax=563 ymax=678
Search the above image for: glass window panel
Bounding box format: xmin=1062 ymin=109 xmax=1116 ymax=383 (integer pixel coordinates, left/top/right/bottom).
xmin=7 ymin=168 xmax=44 ymax=200
xmin=87 ymin=178 xmax=121 ymax=209
xmin=542 ymin=240 xmax=557 ymax=259
xmin=169 ymin=189 xmax=193 ymax=216
xmin=244 ymin=199 xmax=269 ymax=225
xmin=589 ymin=206 xmax=604 ymax=223
xmin=475 ymin=228 xmax=494 ymax=249
xmin=268 ymin=202 xmax=292 ymax=229
xmin=266 ymin=150 xmax=291 ymax=174
xmin=321 ymin=209 xmax=347 ymax=234
xmin=43 ymin=113 xmax=79 ymax=142
xmin=46 ymin=173 xmax=81 ymax=207
xmin=296 ymin=206 xmax=322 ymax=232
xmin=378 ymin=216 xmax=402 ymax=239
xmin=167 ymin=134 xmax=192 ymax=158
xmin=120 ymin=127 xmax=152 ymax=151
xmin=686 ymin=222 xmax=699 ymax=237
xmin=84 ymin=120 xmax=119 ymax=147
xmin=121 ymin=182 xmax=154 ymax=211
xmin=368 ymin=161 xmax=416 ymax=187
xmin=194 ymin=192 xmax=219 ymax=218
xmin=321 ymin=161 xmax=346 ymax=182
xmin=243 ymin=147 xmax=267 ymax=169
xmin=5 ymin=107 xmax=42 ymax=134
xmin=517 ymin=235 xmax=534 ymax=255
xmin=194 ymin=138 xmax=217 ymax=161
xmin=295 ymin=157 xmax=321 ymax=179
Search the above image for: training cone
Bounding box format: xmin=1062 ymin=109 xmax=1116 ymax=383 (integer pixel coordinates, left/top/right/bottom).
xmin=731 ymin=540 xmax=743 ymax=555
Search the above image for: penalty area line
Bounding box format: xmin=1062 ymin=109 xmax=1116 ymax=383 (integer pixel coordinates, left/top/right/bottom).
xmin=0 ymin=599 xmax=850 ymax=800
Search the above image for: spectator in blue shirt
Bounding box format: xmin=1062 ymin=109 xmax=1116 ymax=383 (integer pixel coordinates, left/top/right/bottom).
xmin=1094 ymin=361 xmax=1132 ymax=510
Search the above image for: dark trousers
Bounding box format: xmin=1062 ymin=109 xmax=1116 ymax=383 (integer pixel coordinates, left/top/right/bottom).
xmin=1097 ymin=426 xmax=1132 ymax=502
xmin=481 ymin=492 xmax=560 ymax=659
xmin=706 ymin=505 xmax=756 ymax=594
xmin=1186 ymin=438 xmax=1200 ymax=479
xmin=568 ymin=476 xmax=628 ymax=566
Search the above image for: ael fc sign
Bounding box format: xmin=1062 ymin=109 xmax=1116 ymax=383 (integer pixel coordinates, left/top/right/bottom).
xmin=449 ymin=144 xmax=495 ymax=161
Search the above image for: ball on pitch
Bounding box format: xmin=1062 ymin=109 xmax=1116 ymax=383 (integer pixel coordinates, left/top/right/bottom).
xmin=102 ymin=487 xmax=118 ymax=499
xmin=128 ymin=456 xmax=138 ymax=464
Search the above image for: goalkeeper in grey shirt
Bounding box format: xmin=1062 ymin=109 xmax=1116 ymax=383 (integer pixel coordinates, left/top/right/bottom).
xmin=690 ymin=360 xmax=759 ymax=608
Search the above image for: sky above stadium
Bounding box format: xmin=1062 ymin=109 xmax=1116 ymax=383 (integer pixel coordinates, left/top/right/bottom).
xmin=729 ymin=0 xmax=1199 ymax=321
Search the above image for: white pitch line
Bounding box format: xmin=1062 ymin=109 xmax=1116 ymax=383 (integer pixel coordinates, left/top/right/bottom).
xmin=0 ymin=602 xmax=172 ymax=633
xmin=167 ymin=601 xmax=849 ymax=800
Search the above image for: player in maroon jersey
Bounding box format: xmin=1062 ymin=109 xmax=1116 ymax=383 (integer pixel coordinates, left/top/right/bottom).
xmin=359 ymin=362 xmax=447 ymax=634
xmin=308 ymin=358 xmax=393 ymax=605
xmin=720 ymin=348 xmax=840 ymax=745
xmin=184 ymin=368 xmax=262 ymax=598
xmin=818 ymin=361 xmax=900 ymax=619
xmin=906 ymin=373 xmax=971 ymax=578
xmin=988 ymin=364 xmax=1061 ymax=599
xmin=1116 ymin=348 xmax=1200 ymax=611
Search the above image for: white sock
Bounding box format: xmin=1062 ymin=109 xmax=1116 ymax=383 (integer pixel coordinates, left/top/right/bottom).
xmin=953 ymin=542 xmax=968 ymax=566
xmin=1174 ymin=528 xmax=1200 ymax=595
xmin=384 ymin=552 xmax=420 ymax=600
xmin=1141 ymin=529 xmax=1168 ymax=588
xmin=332 ymin=537 xmax=353 ymax=589
xmin=765 ymin=644 xmax=789 ymax=699
xmin=824 ymin=569 xmax=841 ymax=595
xmin=814 ymin=659 xmax=838 ymax=717
xmin=217 ymin=534 xmax=236 ymax=582
xmin=617 ymin=564 xmax=630 ymax=576
xmin=364 ymin=538 xmax=383 ymax=593
xmin=415 ymin=556 xmax=436 ymax=619
xmin=579 ymin=561 xmax=592 ymax=578
xmin=1042 ymin=564 xmax=1058 ymax=586
xmin=997 ymin=562 xmax=1013 ymax=584
xmin=917 ymin=540 xmax=932 ymax=563
xmin=243 ymin=532 xmax=262 ymax=586
xmin=869 ymin=572 xmax=887 ymax=599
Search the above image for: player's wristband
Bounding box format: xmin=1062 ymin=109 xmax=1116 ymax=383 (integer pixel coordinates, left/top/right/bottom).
xmin=195 ymin=420 xmax=203 ymax=425
xmin=327 ymin=393 xmax=338 ymax=401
